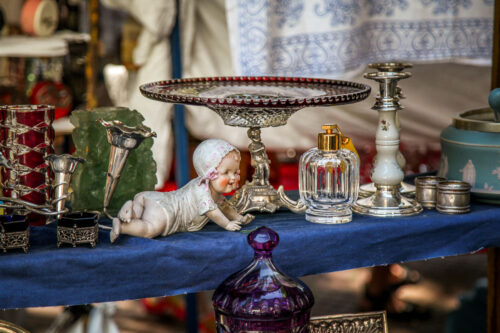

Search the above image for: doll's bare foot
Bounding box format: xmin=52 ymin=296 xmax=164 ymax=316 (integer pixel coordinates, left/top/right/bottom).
xmin=118 ymin=200 xmax=133 ymax=223
xmin=110 ymin=218 xmax=121 ymax=243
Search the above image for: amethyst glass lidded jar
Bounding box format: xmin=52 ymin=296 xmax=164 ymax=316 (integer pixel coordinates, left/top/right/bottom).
xmin=212 ymin=226 xmax=314 ymax=332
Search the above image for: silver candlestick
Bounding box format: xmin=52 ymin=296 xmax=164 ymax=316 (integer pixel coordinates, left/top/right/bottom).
xmin=353 ymin=71 xmax=422 ymax=217
xmin=98 ymin=119 xmax=156 ymax=219
xmin=359 ymin=62 xmax=415 ymax=198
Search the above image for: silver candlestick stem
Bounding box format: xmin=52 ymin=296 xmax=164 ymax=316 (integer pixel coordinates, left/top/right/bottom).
xmin=46 ymin=154 xmax=85 ymax=218
xmin=359 ymin=62 xmax=416 ymax=198
xmin=353 ymin=71 xmax=422 ymax=217
xmin=99 ymin=119 xmax=156 ymax=218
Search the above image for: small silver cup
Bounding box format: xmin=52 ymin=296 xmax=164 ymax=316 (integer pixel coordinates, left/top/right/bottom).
xmin=415 ymin=176 xmax=447 ymax=209
xmin=436 ymin=180 xmax=471 ymax=214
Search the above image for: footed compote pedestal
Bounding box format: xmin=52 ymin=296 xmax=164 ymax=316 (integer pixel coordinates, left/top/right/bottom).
xmin=140 ymin=77 xmax=370 ymax=214
xmin=359 ymin=62 xmax=416 ymax=199
xmin=353 ymin=72 xmax=422 ymax=217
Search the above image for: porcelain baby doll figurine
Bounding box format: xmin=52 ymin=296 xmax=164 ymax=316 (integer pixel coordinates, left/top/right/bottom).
xmin=110 ymin=139 xmax=255 ymax=242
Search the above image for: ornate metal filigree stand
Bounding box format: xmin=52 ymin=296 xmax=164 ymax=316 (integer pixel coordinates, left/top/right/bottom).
xmin=99 ymin=119 xmax=156 ymax=219
xmin=208 ymin=105 xmax=306 ymax=214
xmin=0 ymin=230 xmax=29 ymax=253
xmin=57 ymin=224 xmax=98 ymax=248
xmin=353 ymin=72 xmax=422 ymax=217
xmin=309 ymin=311 xmax=388 ymax=333
xmin=359 ymin=62 xmax=415 ymax=198
xmin=0 ymin=215 xmax=29 ymax=253
xmin=57 ymin=212 xmax=99 ymax=248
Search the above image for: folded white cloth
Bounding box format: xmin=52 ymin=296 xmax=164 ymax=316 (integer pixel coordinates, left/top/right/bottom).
xmin=0 ymin=36 xmax=67 ymax=57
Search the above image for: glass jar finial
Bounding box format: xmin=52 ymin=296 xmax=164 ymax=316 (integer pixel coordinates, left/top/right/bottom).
xmin=248 ymin=225 xmax=278 ymax=252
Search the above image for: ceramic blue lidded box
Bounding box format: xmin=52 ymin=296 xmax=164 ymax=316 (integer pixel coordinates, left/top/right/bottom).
xmin=439 ymin=105 xmax=500 ymax=204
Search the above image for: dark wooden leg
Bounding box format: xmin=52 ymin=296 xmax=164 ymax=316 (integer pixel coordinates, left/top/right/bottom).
xmin=491 ymin=0 xmax=500 ymax=91
xmin=186 ymin=293 xmax=198 ymax=333
xmin=489 ymin=2 xmax=500 ymax=331
xmin=85 ymin=0 xmax=99 ymax=109
xmin=488 ymin=248 xmax=500 ymax=333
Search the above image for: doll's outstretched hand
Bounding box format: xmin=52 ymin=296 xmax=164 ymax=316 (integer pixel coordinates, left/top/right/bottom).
xmin=238 ymin=214 xmax=255 ymax=225
xmin=225 ymin=221 xmax=242 ymax=231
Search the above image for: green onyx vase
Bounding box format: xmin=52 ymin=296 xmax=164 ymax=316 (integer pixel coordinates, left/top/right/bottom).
xmin=70 ymin=107 xmax=157 ymax=215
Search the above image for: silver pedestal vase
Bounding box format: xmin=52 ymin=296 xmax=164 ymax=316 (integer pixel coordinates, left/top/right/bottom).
xmin=98 ymin=119 xmax=157 ymax=219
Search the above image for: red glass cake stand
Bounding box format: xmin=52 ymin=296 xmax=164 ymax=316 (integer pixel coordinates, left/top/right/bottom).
xmin=140 ymin=76 xmax=371 ymax=214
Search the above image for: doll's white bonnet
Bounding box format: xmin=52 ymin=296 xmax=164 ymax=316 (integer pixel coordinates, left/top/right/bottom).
xmin=193 ymin=139 xmax=239 ymax=181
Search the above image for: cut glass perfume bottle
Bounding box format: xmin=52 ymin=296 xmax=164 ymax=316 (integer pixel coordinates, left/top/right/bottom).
xmin=299 ymin=125 xmax=359 ymax=223
xmin=212 ymin=226 xmax=314 ymax=333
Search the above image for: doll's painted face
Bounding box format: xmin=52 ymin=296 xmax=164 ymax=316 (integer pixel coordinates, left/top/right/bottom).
xmin=211 ymin=150 xmax=241 ymax=194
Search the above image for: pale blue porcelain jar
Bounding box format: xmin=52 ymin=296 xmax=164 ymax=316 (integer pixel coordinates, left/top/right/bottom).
xmin=439 ymin=107 xmax=500 ymax=204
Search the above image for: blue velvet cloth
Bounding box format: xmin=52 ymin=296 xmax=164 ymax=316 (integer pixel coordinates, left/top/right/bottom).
xmin=1 ymin=198 xmax=500 ymax=309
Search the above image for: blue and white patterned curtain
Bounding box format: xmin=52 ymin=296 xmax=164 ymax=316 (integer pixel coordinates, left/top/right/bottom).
xmin=226 ymin=0 xmax=494 ymax=78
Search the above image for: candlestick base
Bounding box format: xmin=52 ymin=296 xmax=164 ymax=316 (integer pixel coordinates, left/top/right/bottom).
xmin=359 ymin=181 xmax=415 ymax=198
xmin=353 ymin=185 xmax=422 ymax=217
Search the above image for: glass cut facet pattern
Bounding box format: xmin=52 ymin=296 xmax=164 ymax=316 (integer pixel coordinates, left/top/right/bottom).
xmin=140 ymin=77 xmax=371 ymax=128
xmin=300 ymin=148 xmax=359 ymax=223
xmin=212 ymin=226 xmax=314 ymax=333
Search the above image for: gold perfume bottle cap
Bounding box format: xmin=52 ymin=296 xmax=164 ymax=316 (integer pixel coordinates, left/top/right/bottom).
xmin=318 ymin=124 xmax=342 ymax=151
xmin=318 ymin=124 xmax=360 ymax=159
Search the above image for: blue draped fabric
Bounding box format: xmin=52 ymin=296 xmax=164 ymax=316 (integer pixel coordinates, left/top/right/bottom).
xmin=1 ymin=196 xmax=500 ymax=309
xmin=226 ymin=0 xmax=493 ymax=77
